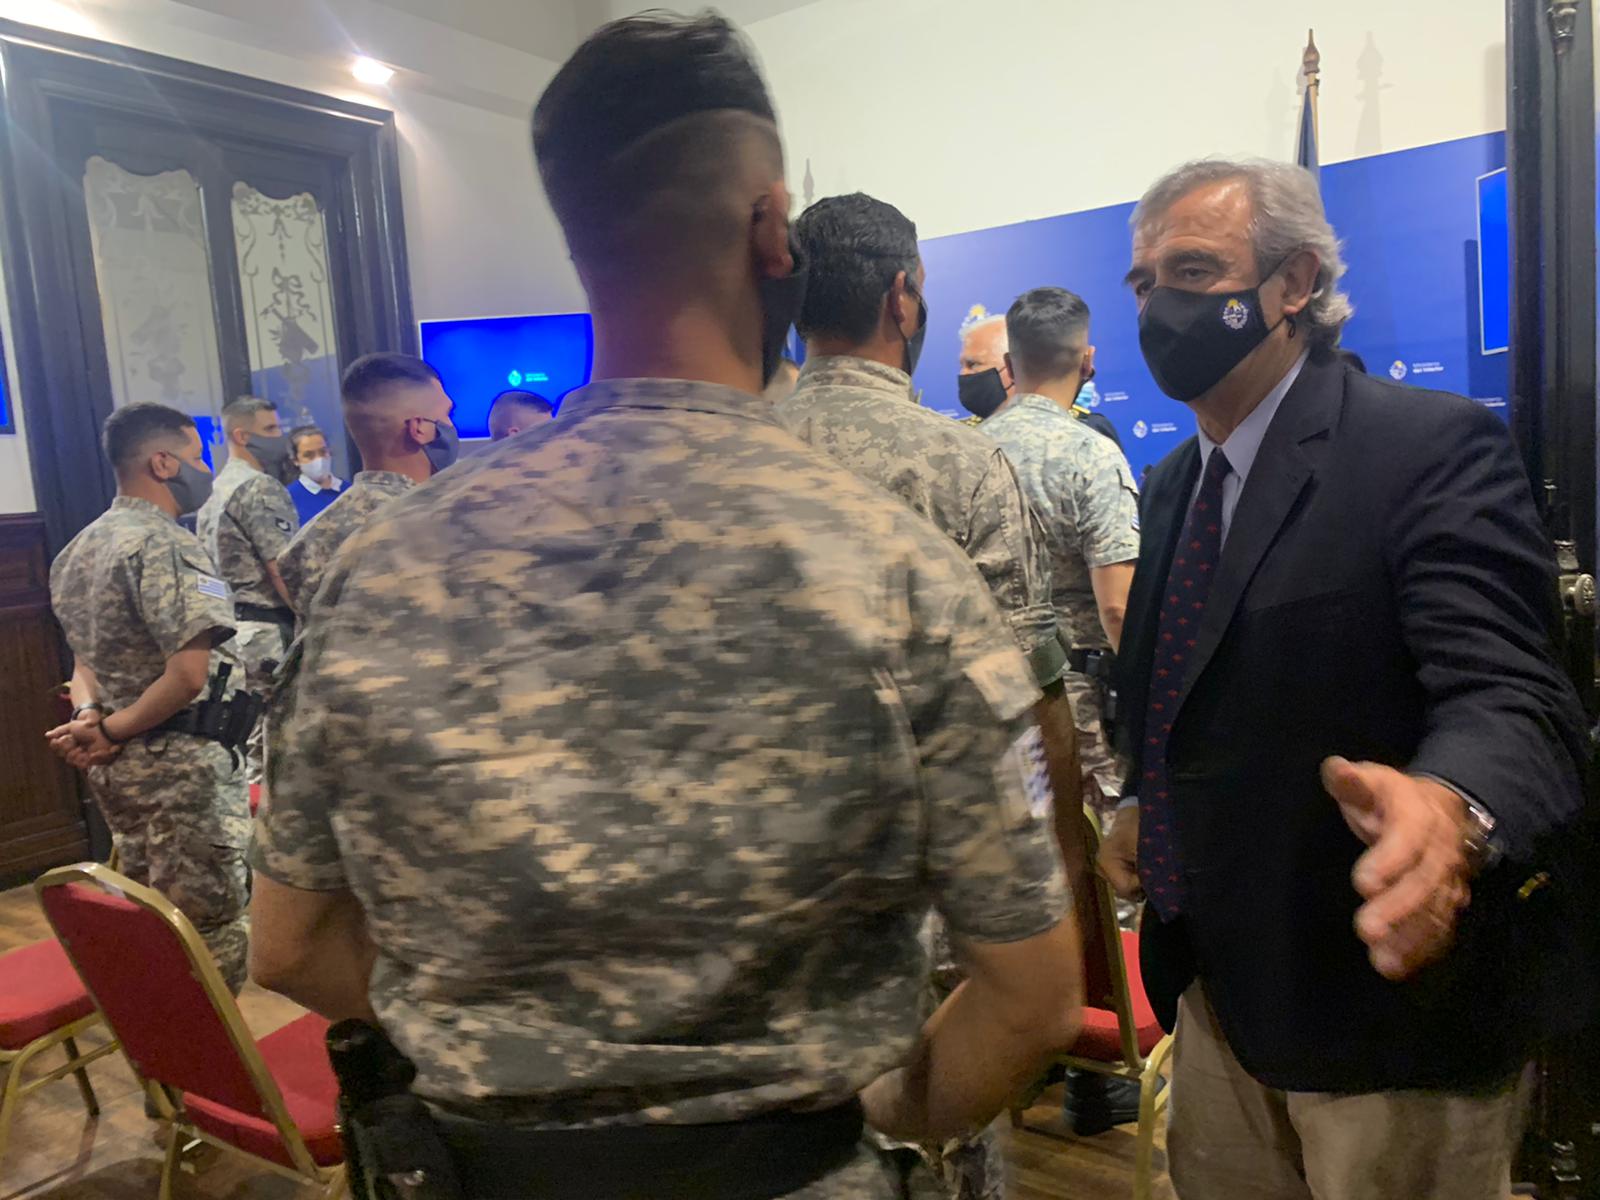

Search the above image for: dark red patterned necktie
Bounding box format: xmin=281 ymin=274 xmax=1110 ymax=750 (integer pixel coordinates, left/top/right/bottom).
xmin=1140 ymin=447 xmax=1232 ymax=919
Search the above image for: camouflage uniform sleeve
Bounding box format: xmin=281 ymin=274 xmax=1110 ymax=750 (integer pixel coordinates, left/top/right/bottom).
xmin=968 ymin=450 xmax=1066 ymax=685
xmin=1074 ymin=442 xmax=1141 ymax=568
xmin=903 ymin=548 xmax=1068 ymax=944
xmin=276 ymin=529 xmax=312 ymax=616
xmin=234 ymin=476 xmax=299 ymax=562
xmin=133 ymin=537 xmax=237 ymax=656
xmin=251 ymin=629 xmax=347 ymax=889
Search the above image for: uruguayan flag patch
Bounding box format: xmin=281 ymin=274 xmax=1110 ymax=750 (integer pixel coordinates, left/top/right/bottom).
xmin=197 ymin=574 xmax=230 ymax=600
xmin=1011 ymin=725 xmax=1054 ymax=819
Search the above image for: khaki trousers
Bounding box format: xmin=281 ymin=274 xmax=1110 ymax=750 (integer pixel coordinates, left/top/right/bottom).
xmin=1167 ymin=982 xmax=1526 ymax=1200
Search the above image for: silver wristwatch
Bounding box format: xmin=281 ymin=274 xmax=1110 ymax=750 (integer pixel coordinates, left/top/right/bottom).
xmin=1461 ymin=797 xmax=1501 ymax=875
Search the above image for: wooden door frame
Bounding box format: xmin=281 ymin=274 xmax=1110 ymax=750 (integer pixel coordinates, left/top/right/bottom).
xmin=0 ymin=19 xmax=416 ymax=554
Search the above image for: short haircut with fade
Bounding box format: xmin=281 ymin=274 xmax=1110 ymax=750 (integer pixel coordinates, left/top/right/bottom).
xmin=1006 ymin=287 xmax=1091 ymax=381
xmin=532 ymin=11 xmax=779 ymax=276
xmin=221 ymin=395 xmax=276 ymax=435
xmin=489 ymin=390 xmax=554 ymax=425
xmin=794 ymin=193 xmax=919 ymax=345
xmin=287 ymin=424 xmax=325 ymax=456
xmin=341 ymin=353 xmax=441 ymax=407
xmin=102 ymin=402 xmax=195 ymax=472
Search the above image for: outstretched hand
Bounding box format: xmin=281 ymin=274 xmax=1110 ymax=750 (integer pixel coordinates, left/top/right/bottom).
xmin=1321 ymin=756 xmax=1471 ymax=981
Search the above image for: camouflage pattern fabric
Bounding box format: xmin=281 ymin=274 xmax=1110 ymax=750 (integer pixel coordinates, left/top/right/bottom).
xmin=979 ymin=394 xmax=1140 ymax=651
xmin=254 ymin=379 xmax=1068 ymax=1183
xmin=87 ymin=741 xmax=251 ymax=990
xmin=982 ymin=394 xmax=1141 ymax=807
xmin=1063 ymin=671 xmax=1123 ymax=813
xmin=197 ymin=457 xmax=296 ymax=778
xmin=196 ymin=457 xmax=299 ymax=609
xmin=775 ymin=356 xmax=1063 ymax=684
xmin=50 ymin=496 xmax=251 ymax=989
xmin=278 ymin=470 xmax=415 ymax=619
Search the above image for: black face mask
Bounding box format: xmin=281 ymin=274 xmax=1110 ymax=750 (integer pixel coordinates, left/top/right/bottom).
xmin=759 ymin=241 xmax=808 ymax=387
xmin=1138 ymin=277 xmax=1288 ymax=403
xmin=958 ymin=368 xmax=1008 ymax=419
xmin=899 ymin=287 xmax=928 ymax=377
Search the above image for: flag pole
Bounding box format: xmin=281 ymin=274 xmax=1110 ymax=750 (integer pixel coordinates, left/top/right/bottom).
xmin=1302 ymin=29 xmax=1321 ymax=147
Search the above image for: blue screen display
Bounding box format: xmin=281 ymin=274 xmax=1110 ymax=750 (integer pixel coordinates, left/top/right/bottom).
xmin=1477 ymin=168 xmax=1509 ymax=355
xmin=419 ymin=312 xmax=594 ymax=439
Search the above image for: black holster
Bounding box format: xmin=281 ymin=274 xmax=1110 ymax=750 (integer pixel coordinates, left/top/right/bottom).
xmin=144 ymin=663 xmax=263 ymax=759
xmin=1069 ymin=646 xmax=1120 ymax=744
xmin=328 ymin=1020 xmax=464 ymax=1200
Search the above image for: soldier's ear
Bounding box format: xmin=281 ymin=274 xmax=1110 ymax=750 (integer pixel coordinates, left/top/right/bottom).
xmin=1002 ymin=351 xmax=1016 ymax=387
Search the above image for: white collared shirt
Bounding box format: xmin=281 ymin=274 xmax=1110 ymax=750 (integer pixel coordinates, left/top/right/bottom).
xmin=1194 ymin=348 xmax=1310 ymax=546
xmin=298 ymin=475 xmax=345 ymax=496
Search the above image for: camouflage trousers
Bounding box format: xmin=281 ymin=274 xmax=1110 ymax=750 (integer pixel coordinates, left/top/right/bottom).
xmin=88 ymin=735 xmax=251 ymax=991
xmin=233 ymin=618 xmax=287 ymax=785
xmin=1062 ymin=671 xmax=1124 ymax=816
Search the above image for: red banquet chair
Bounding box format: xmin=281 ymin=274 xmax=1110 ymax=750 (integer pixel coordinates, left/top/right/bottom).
xmin=0 ymin=937 xmax=118 ymax=1169
xmin=35 ymin=863 xmax=346 ymax=1199
xmin=1010 ymin=811 xmax=1175 ymax=1200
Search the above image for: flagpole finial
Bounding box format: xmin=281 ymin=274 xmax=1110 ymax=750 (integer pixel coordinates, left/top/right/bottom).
xmin=1303 ymin=29 xmax=1321 ymax=82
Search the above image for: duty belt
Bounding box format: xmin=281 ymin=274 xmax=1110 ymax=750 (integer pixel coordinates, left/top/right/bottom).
xmin=1068 ymin=647 xmax=1114 ymax=679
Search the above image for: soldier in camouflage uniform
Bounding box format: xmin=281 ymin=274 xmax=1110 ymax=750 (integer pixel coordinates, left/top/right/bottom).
xmin=772 ymin=200 xmax=1075 ymax=1200
xmin=47 ymin=403 xmax=251 ymax=991
xmin=195 ymin=395 xmax=299 ymax=779
xmin=277 ymin=353 xmax=456 ymax=621
xmin=248 ymin=14 xmax=1083 ymax=1199
xmin=982 ymin=289 xmax=1141 ymax=817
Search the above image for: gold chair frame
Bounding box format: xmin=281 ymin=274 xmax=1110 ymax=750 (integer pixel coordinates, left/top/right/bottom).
xmin=0 ymin=996 xmax=117 ymax=1169
xmin=1010 ymin=812 xmax=1176 ymax=1200
xmin=35 ymin=862 xmax=346 ymax=1200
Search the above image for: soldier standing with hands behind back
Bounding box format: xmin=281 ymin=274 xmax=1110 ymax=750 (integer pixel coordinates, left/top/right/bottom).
xmin=196 ymin=395 xmax=299 ymax=779
xmin=47 ymin=402 xmax=253 ymax=990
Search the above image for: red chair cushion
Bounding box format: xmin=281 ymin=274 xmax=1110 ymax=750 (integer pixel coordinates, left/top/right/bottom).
xmin=0 ymin=939 xmax=96 ymax=1050
xmin=1069 ymin=930 xmax=1165 ymax=1062
xmin=184 ymin=1013 xmax=342 ymax=1168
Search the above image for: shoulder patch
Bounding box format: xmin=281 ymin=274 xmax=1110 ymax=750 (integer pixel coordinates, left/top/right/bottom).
xmin=275 ymin=516 xmax=294 ymax=534
xmin=1009 ymin=725 xmax=1053 ymax=819
xmin=1131 ymin=512 xmax=1141 ymax=533
xmin=196 ymin=573 xmax=231 ymax=600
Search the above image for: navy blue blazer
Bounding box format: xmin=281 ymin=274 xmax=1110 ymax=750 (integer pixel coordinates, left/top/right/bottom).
xmin=1117 ymin=348 xmax=1592 ymax=1092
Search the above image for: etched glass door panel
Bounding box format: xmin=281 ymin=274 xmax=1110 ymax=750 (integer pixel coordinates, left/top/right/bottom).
xmin=232 ymin=183 xmax=347 ymax=477
xmin=83 ymin=157 xmax=226 ymax=459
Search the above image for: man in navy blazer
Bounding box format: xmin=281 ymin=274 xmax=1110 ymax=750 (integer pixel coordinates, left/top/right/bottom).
xmin=1102 ymin=157 xmax=1591 ymax=1199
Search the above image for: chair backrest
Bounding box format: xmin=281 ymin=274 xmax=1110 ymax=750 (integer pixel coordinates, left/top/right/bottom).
xmin=35 ymin=864 xmax=284 ymax=1119
xmin=1074 ymin=812 xmax=1143 ymax=1067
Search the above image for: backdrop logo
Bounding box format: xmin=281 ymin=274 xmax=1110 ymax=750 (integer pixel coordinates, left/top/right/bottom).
xmin=1389 ymin=360 xmax=1408 ymax=381
xmin=1133 ymin=420 xmax=1149 ymax=439
xmin=1222 ymin=299 xmax=1250 ymax=331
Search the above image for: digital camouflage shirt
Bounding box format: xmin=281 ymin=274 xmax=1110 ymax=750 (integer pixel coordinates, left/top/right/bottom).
xmin=51 ymin=496 xmax=242 ymax=708
xmin=278 ymin=470 xmax=415 ymax=619
xmin=981 ymin=394 xmax=1140 ymax=651
xmin=775 ymin=356 xmax=1064 ymax=685
xmin=254 ymin=378 xmax=1067 ymax=1134
xmin=196 ymin=457 xmax=299 ymax=608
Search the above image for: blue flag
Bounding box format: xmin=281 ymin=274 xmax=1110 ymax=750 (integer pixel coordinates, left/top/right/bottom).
xmin=1296 ymin=85 xmax=1319 ymax=177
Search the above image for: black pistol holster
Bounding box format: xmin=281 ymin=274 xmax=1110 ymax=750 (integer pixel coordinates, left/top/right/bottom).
xmin=145 ymin=663 xmax=264 ymax=760
xmin=1068 ymin=647 xmax=1120 ymax=744
xmin=327 ymin=1019 xmax=463 ymax=1200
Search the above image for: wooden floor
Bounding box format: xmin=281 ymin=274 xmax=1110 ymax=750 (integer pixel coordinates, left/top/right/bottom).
xmin=0 ymin=884 xmax=1172 ymax=1199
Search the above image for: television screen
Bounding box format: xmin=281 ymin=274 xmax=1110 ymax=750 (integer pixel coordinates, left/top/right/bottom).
xmin=419 ymin=312 xmax=594 ymax=438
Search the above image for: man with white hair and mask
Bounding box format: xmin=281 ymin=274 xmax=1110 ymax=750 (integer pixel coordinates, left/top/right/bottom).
xmin=1105 ymin=156 xmax=1589 ymax=1199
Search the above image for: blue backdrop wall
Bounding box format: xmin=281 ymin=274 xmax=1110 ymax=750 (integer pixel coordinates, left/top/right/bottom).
xmin=913 ymin=132 xmax=1510 ymax=479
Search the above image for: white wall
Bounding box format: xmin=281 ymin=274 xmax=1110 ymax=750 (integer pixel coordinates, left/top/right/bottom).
xmin=0 ymin=0 xmax=588 ymax=513
xmin=745 ymin=0 xmax=1508 ymax=238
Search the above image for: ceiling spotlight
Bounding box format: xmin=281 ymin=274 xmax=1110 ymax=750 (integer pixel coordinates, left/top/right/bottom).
xmin=351 ymin=56 xmax=395 ymax=86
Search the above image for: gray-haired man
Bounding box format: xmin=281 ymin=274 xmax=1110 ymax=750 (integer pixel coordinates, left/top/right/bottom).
xmin=1105 ymin=156 xmax=1588 ymax=1200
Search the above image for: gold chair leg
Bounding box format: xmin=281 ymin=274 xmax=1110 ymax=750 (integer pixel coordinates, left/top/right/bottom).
xmin=62 ymin=1036 xmax=101 ymax=1117
xmin=1133 ymin=1055 xmax=1165 ymax=1200
xmin=157 ymin=1122 xmax=183 ymax=1200
xmin=322 ymin=1164 xmax=350 ymax=1200
xmin=0 ymin=1059 xmax=20 ymax=1171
